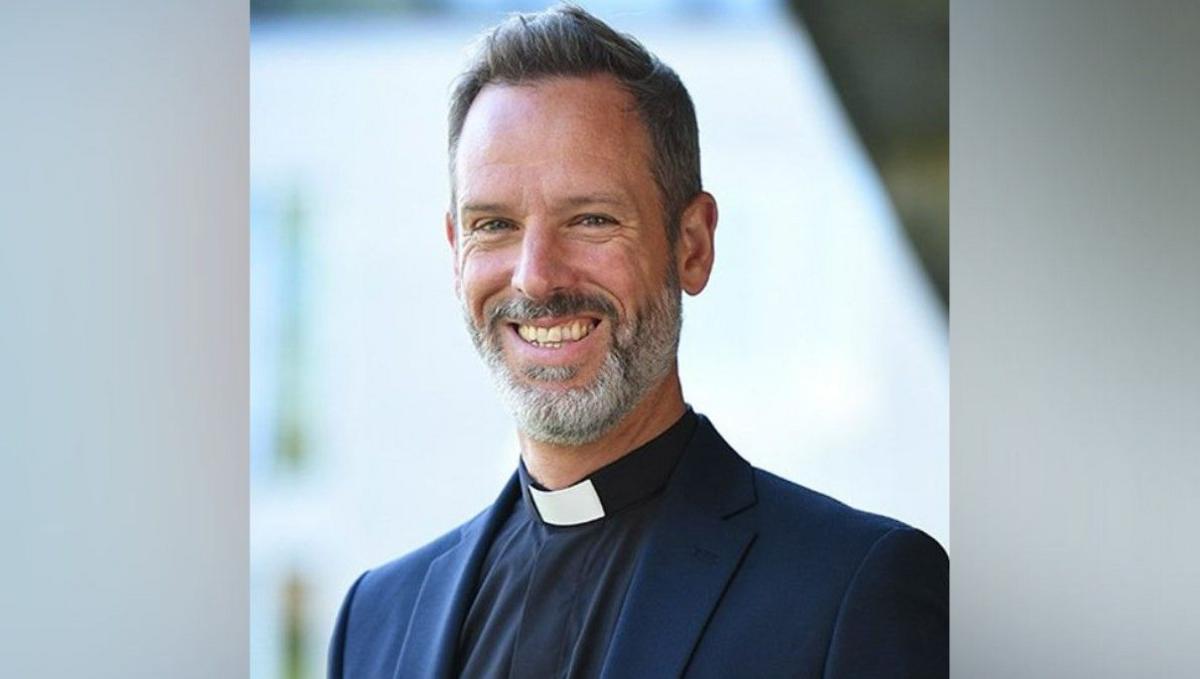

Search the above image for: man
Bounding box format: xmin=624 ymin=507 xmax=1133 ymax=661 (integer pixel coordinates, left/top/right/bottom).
xmin=329 ymin=5 xmax=947 ymax=678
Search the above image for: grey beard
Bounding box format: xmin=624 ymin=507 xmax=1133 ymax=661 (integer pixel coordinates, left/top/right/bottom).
xmin=465 ymin=282 xmax=682 ymax=446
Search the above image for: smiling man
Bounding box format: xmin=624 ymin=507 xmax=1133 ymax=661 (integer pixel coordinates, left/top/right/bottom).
xmin=328 ymin=5 xmax=947 ymax=678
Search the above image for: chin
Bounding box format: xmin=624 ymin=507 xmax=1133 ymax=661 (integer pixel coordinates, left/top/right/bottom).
xmin=517 ymin=364 xmax=598 ymax=392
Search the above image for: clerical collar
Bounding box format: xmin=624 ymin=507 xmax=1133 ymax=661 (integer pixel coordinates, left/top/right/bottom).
xmin=518 ymin=408 xmax=698 ymax=527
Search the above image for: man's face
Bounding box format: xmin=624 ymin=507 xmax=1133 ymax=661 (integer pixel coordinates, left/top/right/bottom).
xmin=449 ymin=75 xmax=681 ymax=445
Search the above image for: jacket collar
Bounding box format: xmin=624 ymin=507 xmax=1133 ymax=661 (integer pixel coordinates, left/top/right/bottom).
xmin=392 ymin=413 xmax=758 ymax=679
xmin=392 ymin=473 xmax=520 ymax=679
xmin=600 ymin=413 xmax=758 ymax=677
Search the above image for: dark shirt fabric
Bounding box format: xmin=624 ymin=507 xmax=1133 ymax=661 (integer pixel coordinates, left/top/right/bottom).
xmin=455 ymin=409 xmax=699 ymax=679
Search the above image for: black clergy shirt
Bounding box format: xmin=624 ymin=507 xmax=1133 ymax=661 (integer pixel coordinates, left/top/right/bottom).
xmin=455 ymin=408 xmax=699 ymax=678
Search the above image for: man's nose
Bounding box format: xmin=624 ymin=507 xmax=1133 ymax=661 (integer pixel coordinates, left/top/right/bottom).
xmin=511 ymin=226 xmax=576 ymax=300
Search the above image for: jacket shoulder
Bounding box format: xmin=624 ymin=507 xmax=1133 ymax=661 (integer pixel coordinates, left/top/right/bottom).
xmin=684 ymin=465 xmax=947 ymax=675
xmin=353 ymin=503 xmax=494 ymax=613
xmin=746 ymin=466 xmax=946 ymax=584
xmin=329 ymin=508 xmax=489 ymax=678
xmin=752 ymin=467 xmax=911 ymax=538
xmin=357 ymin=523 xmax=464 ymax=601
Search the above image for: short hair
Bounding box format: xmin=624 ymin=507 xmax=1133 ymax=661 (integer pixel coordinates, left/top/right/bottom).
xmin=448 ymin=3 xmax=701 ymax=244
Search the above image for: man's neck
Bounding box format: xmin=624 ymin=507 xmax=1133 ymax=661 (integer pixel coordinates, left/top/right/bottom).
xmin=518 ymin=372 xmax=687 ymax=491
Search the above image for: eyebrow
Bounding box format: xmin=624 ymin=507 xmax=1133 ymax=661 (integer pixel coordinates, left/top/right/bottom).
xmin=459 ymin=193 xmax=631 ymax=216
xmin=459 ymin=201 xmax=509 ymax=215
xmin=558 ymin=192 xmax=630 ymax=209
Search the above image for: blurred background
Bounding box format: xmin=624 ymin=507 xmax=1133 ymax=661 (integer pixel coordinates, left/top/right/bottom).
xmin=250 ymin=1 xmax=947 ymax=677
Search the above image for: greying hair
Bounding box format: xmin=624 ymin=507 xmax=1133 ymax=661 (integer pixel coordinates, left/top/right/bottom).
xmin=448 ymin=3 xmax=701 ymax=243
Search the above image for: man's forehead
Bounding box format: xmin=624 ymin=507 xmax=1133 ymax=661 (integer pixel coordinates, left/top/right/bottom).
xmin=456 ymin=76 xmax=649 ymax=165
xmin=453 ymin=76 xmax=656 ymax=210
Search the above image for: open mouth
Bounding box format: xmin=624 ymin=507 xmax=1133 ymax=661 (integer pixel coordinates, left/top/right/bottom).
xmin=510 ymin=318 xmax=600 ymax=349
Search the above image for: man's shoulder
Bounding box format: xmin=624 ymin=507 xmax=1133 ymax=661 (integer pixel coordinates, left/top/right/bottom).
xmin=751 ymin=466 xmax=905 ymax=532
xmin=355 ymin=506 xmax=488 ymax=597
xmin=330 ymin=506 xmax=498 ymax=677
xmin=746 ymin=465 xmax=946 ymax=572
xmin=745 ymin=470 xmax=948 ymax=676
xmin=688 ymin=413 xmax=946 ymax=570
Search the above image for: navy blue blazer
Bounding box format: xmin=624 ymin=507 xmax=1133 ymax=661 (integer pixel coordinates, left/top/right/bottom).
xmin=329 ymin=415 xmax=948 ymax=678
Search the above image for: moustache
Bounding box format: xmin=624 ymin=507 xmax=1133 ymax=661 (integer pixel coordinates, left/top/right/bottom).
xmin=485 ymin=291 xmax=619 ymax=330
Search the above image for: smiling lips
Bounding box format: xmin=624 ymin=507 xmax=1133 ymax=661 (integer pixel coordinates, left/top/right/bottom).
xmin=513 ymin=319 xmax=598 ymax=348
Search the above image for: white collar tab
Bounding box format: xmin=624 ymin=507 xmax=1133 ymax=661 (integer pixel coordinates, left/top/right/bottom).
xmin=528 ymin=478 xmax=605 ymax=526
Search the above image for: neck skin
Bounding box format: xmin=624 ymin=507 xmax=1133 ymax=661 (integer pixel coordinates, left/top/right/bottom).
xmin=518 ymin=367 xmax=686 ymax=491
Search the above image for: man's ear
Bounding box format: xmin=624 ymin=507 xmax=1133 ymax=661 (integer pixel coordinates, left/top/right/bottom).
xmin=675 ymin=191 xmax=718 ymax=296
xmin=445 ymin=211 xmax=461 ymax=295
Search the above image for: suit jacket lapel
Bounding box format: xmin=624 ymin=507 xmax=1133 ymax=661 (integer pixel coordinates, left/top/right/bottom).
xmin=602 ymin=416 xmax=758 ymax=678
xmin=393 ymin=474 xmax=520 ymax=679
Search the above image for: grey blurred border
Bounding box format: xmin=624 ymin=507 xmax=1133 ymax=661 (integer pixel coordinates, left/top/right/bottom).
xmin=0 ymin=2 xmax=248 ymax=677
xmin=952 ymin=1 xmax=1200 ymax=677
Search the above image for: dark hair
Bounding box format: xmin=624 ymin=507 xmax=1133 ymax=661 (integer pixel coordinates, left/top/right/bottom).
xmin=448 ymin=3 xmax=701 ymax=243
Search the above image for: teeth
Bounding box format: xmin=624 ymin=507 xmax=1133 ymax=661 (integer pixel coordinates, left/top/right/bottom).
xmin=516 ymin=320 xmax=594 ymax=346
